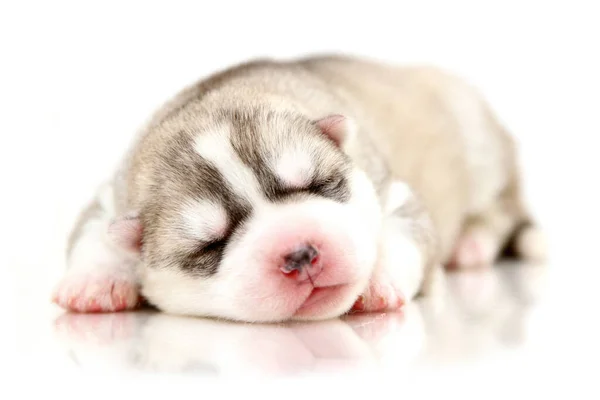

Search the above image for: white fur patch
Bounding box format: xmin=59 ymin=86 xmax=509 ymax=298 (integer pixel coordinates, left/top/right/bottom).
xmin=70 ymin=219 xmax=132 ymax=272
xmin=381 ymin=229 xmax=424 ymax=301
xmin=69 ymin=184 xmax=138 ymax=271
xmin=384 ymin=181 xmax=413 ymax=215
xmin=97 ymin=182 xmax=117 ymax=218
xmin=379 ymin=181 xmax=425 ymax=300
xmin=272 ymin=149 xmax=314 ymax=188
xmin=193 ymin=125 xmax=265 ymax=205
xmin=180 ymin=199 xmax=228 ymax=240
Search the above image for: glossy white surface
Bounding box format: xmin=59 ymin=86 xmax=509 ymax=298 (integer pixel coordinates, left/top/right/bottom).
xmin=47 ymin=263 xmax=551 ymax=377
xmin=8 ymin=253 xmax=598 ymax=400
xmin=4 ymin=1 xmax=600 ymax=397
xmin=14 ymin=256 xmax=600 ymax=388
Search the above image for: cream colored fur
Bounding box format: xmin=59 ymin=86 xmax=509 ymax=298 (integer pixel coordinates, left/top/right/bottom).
xmin=58 ymin=54 xmax=543 ymax=320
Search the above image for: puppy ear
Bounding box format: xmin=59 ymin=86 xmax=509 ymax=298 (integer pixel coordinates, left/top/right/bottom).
xmin=314 ymin=114 xmax=357 ymax=149
xmin=107 ymin=213 xmax=143 ymax=254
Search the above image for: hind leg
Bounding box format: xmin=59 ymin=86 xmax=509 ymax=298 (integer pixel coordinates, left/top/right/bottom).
xmin=52 ymin=183 xmax=144 ymax=312
xmin=448 ymin=211 xmax=513 ymax=270
xmin=448 ymin=179 xmax=546 ymax=270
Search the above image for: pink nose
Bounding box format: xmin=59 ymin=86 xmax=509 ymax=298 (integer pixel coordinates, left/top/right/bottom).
xmin=280 ymin=244 xmax=322 ymax=282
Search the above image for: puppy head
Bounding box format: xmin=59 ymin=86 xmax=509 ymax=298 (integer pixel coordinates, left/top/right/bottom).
xmin=110 ymin=108 xmax=383 ymax=322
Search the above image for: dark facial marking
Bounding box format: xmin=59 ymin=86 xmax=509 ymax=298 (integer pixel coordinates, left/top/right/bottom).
xmin=177 ymin=197 xmax=251 ymax=277
xmin=144 ymin=108 xmax=353 ymax=277
xmin=305 ymin=173 xmax=350 ymax=202
xmin=179 ymin=161 xmax=252 ymax=276
xmin=225 ymin=109 xmax=352 ymax=203
xmin=144 ymin=131 xmax=252 ymax=277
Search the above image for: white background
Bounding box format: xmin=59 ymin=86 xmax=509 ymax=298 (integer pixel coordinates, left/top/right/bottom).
xmin=2 ymin=0 xmax=599 ymax=395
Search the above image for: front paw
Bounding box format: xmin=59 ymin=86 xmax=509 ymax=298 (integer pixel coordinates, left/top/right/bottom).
xmin=350 ymin=274 xmax=405 ymax=313
xmin=52 ymin=272 xmax=141 ymax=313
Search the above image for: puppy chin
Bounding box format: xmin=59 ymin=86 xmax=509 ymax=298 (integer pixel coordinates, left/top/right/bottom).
xmin=289 ymin=278 xmax=370 ymax=321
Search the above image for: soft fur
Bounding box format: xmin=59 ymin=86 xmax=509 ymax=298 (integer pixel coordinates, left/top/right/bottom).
xmin=53 ymin=54 xmax=545 ymax=322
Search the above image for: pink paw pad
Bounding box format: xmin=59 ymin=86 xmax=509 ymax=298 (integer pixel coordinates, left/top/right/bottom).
xmin=52 ymin=275 xmax=141 ymax=313
xmin=351 ymin=281 xmax=405 ymax=313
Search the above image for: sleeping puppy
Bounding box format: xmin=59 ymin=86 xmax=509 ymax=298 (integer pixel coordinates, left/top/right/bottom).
xmin=52 ymin=54 xmax=546 ymax=322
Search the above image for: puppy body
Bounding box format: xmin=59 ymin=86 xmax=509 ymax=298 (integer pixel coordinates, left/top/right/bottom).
xmin=55 ymin=55 xmax=544 ymax=322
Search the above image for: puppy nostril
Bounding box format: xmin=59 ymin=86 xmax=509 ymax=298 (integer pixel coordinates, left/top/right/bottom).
xmin=282 ymin=244 xmax=319 ymax=273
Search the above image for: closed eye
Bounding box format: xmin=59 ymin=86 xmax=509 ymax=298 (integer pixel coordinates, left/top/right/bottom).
xmin=177 ymin=199 xmax=251 ymax=276
xmin=273 ymin=174 xmax=349 ymax=202
xmin=308 ymin=176 xmax=344 ymax=195
xmin=178 ymin=236 xmax=228 ymax=276
xmin=200 ymin=238 xmax=228 ymax=253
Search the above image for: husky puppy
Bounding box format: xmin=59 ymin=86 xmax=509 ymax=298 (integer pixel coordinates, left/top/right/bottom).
xmin=52 ymin=55 xmax=545 ymax=322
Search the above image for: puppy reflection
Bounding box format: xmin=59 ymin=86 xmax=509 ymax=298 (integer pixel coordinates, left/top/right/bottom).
xmin=53 ymin=304 xmax=427 ymax=376
xmin=52 ymin=263 xmax=546 ymax=374
xmin=419 ymin=261 xmax=548 ymax=363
